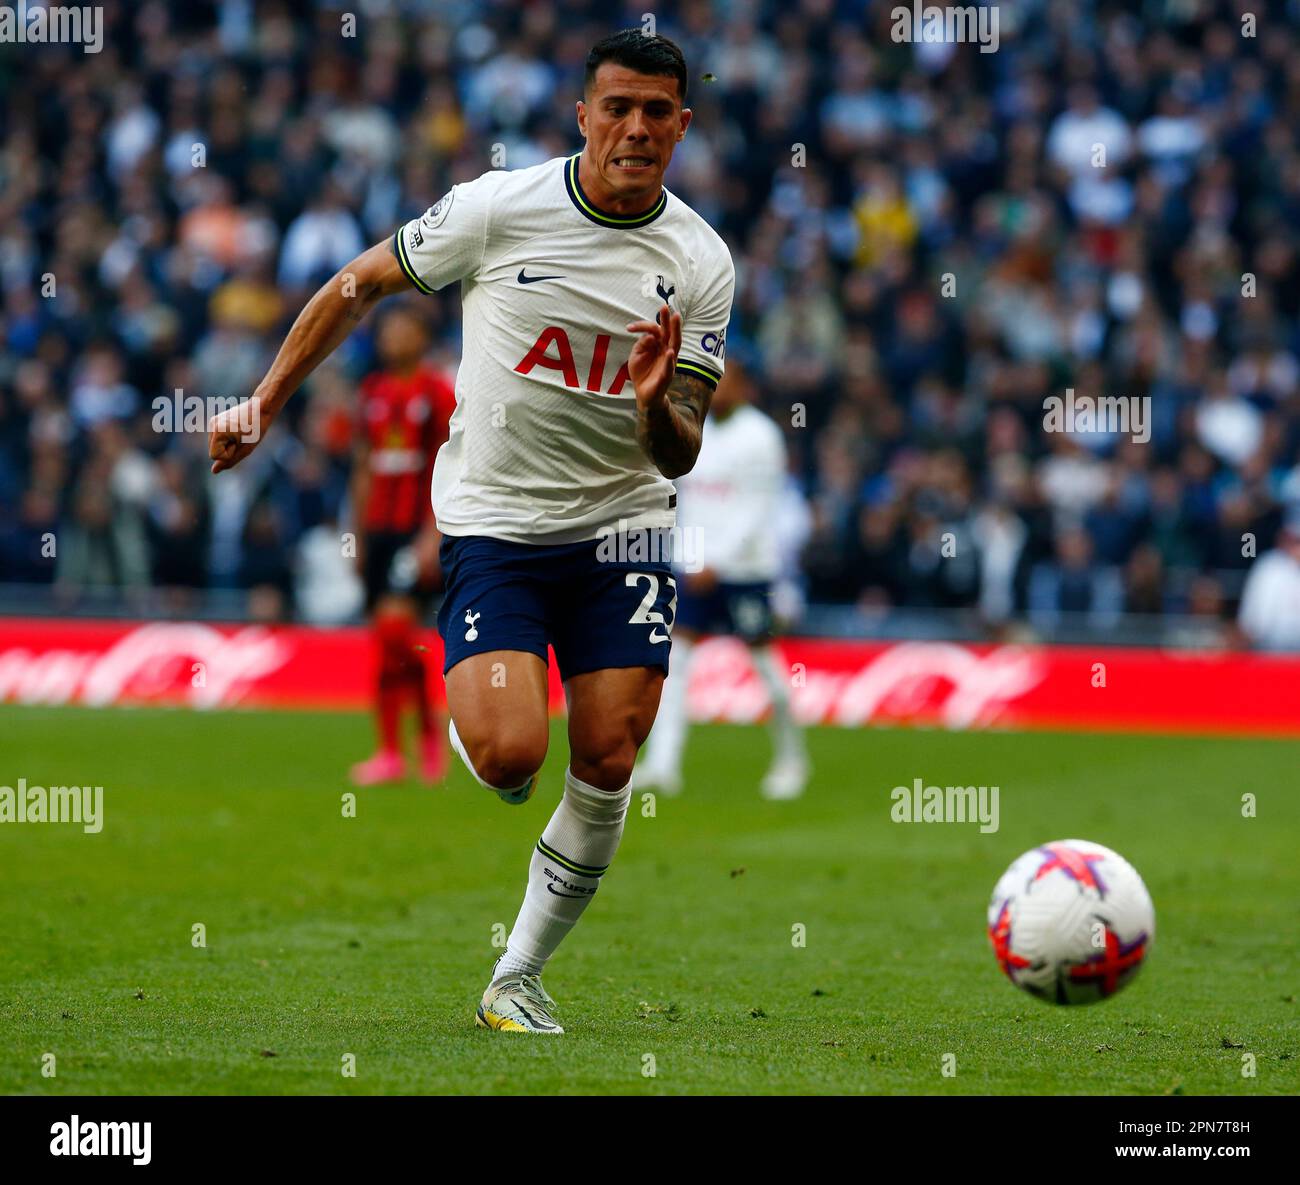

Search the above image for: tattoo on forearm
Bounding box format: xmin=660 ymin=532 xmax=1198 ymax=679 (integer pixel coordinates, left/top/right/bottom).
xmin=637 ymin=372 xmax=713 ymax=479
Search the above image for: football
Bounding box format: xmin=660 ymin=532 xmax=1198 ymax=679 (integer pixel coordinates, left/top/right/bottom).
xmin=988 ymin=840 xmax=1156 ymax=1005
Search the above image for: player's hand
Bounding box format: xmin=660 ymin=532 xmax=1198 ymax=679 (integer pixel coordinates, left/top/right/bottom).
xmin=626 ymin=304 xmax=682 ymax=411
xmin=208 ymin=397 xmax=273 ymax=474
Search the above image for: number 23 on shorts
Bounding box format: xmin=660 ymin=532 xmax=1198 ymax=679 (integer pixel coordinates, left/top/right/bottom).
xmin=625 ymin=572 xmax=676 ymax=644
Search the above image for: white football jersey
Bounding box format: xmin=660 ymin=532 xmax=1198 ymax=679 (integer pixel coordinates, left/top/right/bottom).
xmin=393 ymin=154 xmax=735 ymax=544
xmin=675 ymin=404 xmax=788 ymax=582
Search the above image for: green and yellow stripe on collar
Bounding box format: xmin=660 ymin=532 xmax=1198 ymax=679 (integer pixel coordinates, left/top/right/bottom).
xmin=391 ymin=228 xmax=436 ymax=295
xmin=675 ymin=358 xmax=723 ymax=390
xmin=564 ymin=153 xmax=667 ymax=229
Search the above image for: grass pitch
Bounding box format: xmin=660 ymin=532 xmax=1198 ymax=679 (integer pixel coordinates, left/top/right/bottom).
xmin=1 ymin=705 xmax=1296 ymax=1095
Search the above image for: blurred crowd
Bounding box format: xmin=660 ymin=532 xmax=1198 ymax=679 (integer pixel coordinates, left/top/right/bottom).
xmin=1 ymin=0 xmax=1299 ymax=645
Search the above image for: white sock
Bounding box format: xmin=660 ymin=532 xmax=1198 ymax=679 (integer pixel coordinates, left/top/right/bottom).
xmin=640 ymin=636 xmax=693 ymax=780
xmin=448 ymin=718 xmax=532 ymax=794
xmin=752 ymin=644 xmax=804 ymax=764
xmin=496 ymin=767 xmax=631 ymax=978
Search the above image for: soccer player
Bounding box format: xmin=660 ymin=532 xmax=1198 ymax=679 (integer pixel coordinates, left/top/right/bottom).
xmin=208 ymin=30 xmax=734 ymax=1035
xmin=349 ymin=304 xmax=456 ymax=786
xmin=635 ymin=356 xmax=810 ymax=799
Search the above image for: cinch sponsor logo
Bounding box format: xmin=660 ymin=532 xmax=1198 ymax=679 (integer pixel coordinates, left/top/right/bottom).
xmin=50 ymin=1115 xmax=151 ymax=1165
xmin=700 ymin=329 xmax=726 ymax=359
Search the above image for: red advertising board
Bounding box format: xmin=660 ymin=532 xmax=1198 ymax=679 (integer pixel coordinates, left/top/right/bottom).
xmin=0 ymin=618 xmax=1296 ymax=737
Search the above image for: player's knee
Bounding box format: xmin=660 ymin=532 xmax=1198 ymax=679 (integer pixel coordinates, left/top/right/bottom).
xmin=570 ymin=739 xmax=639 ymax=792
xmin=468 ymin=730 xmax=547 ymax=789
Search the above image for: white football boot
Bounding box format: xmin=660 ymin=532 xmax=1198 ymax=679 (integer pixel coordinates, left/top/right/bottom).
xmin=760 ymin=754 xmax=809 ymax=801
xmin=476 ymin=965 xmax=564 ymax=1034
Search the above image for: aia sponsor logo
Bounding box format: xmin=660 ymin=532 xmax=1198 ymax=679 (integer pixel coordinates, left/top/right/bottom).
xmin=513 ymin=323 xmax=724 ymax=391
xmin=514 ymin=326 xmax=632 ymax=394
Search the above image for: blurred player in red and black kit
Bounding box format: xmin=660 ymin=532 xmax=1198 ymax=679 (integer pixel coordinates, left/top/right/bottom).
xmin=349 ymin=305 xmax=457 ymax=786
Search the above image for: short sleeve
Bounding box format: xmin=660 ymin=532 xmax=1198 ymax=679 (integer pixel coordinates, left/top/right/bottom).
xmin=392 ymin=176 xmax=492 ymax=294
xmin=675 ymin=248 xmax=736 ymax=391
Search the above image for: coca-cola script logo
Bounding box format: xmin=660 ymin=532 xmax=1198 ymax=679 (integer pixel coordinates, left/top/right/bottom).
xmin=687 ymin=638 xmax=1048 ymax=729
xmin=0 ymin=623 xmax=292 ymax=709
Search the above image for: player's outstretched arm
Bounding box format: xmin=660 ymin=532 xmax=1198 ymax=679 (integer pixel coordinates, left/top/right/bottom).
xmin=208 ymin=241 xmax=413 ymax=474
xmin=628 ymin=304 xmax=712 ymax=479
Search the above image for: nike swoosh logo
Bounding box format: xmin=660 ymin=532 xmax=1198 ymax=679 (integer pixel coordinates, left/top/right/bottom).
xmin=515 ymin=1002 xmax=558 ymax=1029
xmin=518 ymin=269 xmax=565 ymax=284
xmin=546 ymin=885 xmax=588 ymax=899
xmin=649 ymin=630 xmax=670 ymax=643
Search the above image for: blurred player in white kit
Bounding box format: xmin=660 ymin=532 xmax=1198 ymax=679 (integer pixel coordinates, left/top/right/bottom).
xmin=636 ymin=356 xmax=811 ymax=799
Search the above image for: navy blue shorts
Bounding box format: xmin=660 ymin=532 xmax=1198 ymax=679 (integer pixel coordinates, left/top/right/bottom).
xmin=437 ymin=532 xmax=677 ymax=680
xmin=674 ymin=579 xmax=774 ymax=643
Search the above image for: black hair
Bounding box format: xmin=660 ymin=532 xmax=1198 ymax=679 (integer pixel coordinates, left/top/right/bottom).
xmin=584 ymin=28 xmax=688 ymax=103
